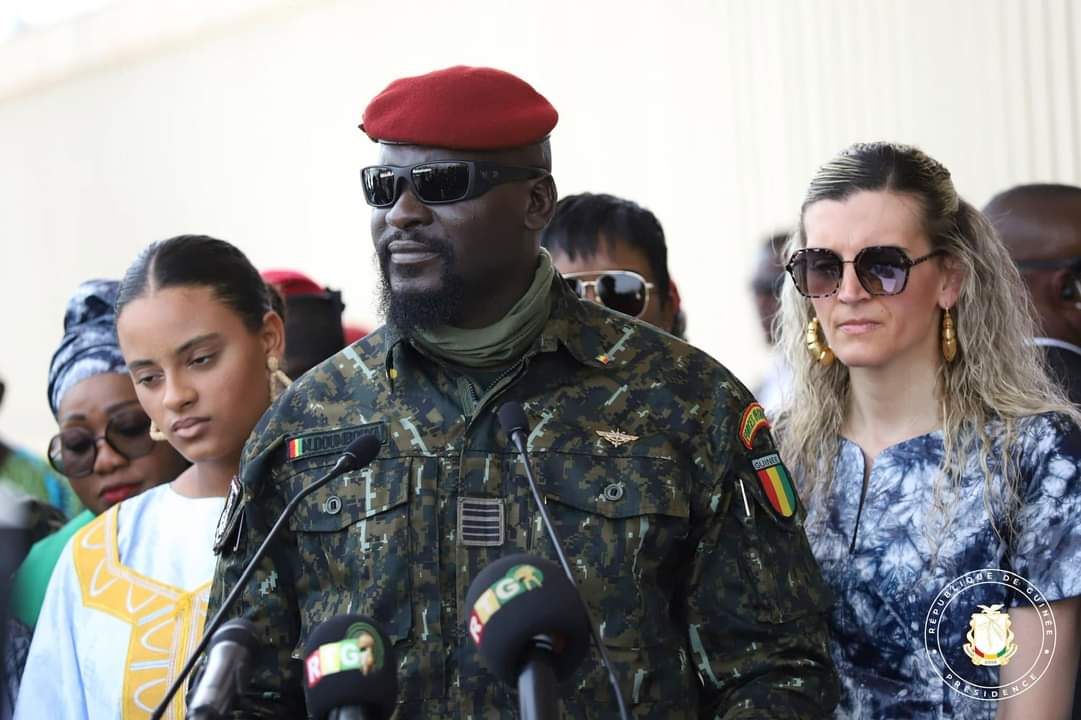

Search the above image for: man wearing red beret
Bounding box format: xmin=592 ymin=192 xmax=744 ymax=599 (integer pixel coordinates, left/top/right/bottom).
xmin=210 ymin=65 xmax=838 ymax=718
xmin=261 ymin=269 xmax=350 ymax=379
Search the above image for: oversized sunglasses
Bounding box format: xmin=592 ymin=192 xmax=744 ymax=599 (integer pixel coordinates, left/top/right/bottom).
xmin=786 ymin=246 xmax=944 ymax=298
xmin=47 ymin=408 xmax=156 ymax=479
xmin=360 ymin=161 xmax=549 ymax=208
xmin=564 ymin=270 xmax=654 ymax=318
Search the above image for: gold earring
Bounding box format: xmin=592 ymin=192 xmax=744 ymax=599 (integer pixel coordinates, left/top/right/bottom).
xmin=149 ymin=420 xmax=167 ymax=442
xmin=941 ymin=307 xmax=958 ymax=363
xmin=805 ymin=317 xmax=835 ymax=366
xmin=267 ymin=356 xmax=292 ymax=400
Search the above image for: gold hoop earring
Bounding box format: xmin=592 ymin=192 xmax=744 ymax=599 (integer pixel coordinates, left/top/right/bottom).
xmin=805 ymin=317 xmax=834 ymax=367
xmin=267 ymin=356 xmax=292 ymax=400
xmin=941 ymin=307 xmax=958 ymax=363
xmin=149 ymin=420 xmax=167 ymax=442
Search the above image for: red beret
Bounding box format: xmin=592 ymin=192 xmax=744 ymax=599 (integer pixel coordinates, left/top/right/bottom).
xmin=360 ymin=65 xmax=558 ymax=150
xmin=261 ymin=269 xmax=325 ymax=297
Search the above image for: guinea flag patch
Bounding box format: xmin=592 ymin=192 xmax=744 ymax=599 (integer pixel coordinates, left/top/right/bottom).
xmin=285 ymin=423 xmax=386 ymax=462
xmin=751 ymin=452 xmax=797 ymax=518
xmin=738 ymin=402 xmax=770 ymax=449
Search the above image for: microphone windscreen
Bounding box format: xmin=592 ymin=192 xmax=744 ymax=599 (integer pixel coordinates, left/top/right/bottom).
xmin=465 ymin=554 xmax=590 ymax=684
xmin=496 ymin=402 xmax=530 ymax=438
xmin=302 ymin=615 xmax=397 ymax=720
xmin=342 ymin=433 xmax=382 ymax=472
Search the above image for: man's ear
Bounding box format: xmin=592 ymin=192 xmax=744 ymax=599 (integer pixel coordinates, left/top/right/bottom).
xmin=524 ymin=176 xmax=557 ymax=231
xmin=661 ymin=280 xmax=682 ymax=335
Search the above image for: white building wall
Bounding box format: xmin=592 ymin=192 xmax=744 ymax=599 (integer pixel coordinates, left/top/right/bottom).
xmin=2 ymin=0 xmax=1079 ymax=451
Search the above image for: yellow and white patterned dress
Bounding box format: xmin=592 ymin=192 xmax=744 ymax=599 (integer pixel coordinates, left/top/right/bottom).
xmin=15 ymin=484 xmax=224 ymax=720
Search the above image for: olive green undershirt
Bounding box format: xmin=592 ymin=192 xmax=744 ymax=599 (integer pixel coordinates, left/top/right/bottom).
xmin=411 ymin=249 xmax=555 ymax=370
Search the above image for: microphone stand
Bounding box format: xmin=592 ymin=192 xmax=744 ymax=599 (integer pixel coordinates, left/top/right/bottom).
xmin=151 ymin=448 xmax=372 ymax=720
xmin=517 ymin=635 xmax=559 ymax=720
xmin=504 ymin=422 xmax=630 ymax=720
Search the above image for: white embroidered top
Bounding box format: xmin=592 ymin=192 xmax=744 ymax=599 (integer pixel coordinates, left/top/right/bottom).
xmin=15 ymin=484 xmax=225 ymax=720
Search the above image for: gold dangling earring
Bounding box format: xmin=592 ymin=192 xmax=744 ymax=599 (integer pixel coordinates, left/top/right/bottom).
xmin=941 ymin=307 xmax=958 ymax=363
xmin=805 ymin=317 xmax=835 ymax=367
xmin=149 ymin=420 xmax=167 ymax=442
xmin=267 ymin=356 xmax=292 ymax=400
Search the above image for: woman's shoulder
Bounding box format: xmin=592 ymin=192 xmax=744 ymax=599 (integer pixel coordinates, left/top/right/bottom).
xmin=1010 ymin=411 xmax=1081 ymax=459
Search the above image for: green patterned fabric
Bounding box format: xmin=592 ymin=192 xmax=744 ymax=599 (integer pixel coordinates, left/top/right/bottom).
xmin=9 ymin=509 xmax=94 ymax=628
xmin=0 ymin=446 xmax=82 ymax=519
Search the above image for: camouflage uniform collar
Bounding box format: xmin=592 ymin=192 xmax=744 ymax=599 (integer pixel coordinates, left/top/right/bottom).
xmin=540 ymin=274 xmax=621 ymax=369
xmin=380 ymin=275 xmax=614 ymax=384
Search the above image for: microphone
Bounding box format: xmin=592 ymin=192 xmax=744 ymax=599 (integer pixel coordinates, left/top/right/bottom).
xmin=495 ymin=402 xmax=630 ymax=720
xmin=186 ymin=619 xmax=258 ymax=720
xmin=302 ymin=614 xmax=398 ymax=720
xmin=465 ymin=554 xmax=590 ymax=720
xmin=151 ymin=433 xmax=383 ymax=720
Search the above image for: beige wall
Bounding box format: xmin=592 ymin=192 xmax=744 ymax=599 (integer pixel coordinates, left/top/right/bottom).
xmin=2 ymin=0 xmax=1080 ymax=453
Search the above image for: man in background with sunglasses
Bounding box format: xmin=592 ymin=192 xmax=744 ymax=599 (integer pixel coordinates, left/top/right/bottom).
xmin=541 ymin=192 xmax=686 ymax=338
xmin=985 ymin=184 xmax=1081 ymax=404
xmin=210 ymin=65 xmax=837 ymax=719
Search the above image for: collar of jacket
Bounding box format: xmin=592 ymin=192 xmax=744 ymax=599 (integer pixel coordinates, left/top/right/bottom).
xmin=380 ymin=274 xmax=620 ymax=386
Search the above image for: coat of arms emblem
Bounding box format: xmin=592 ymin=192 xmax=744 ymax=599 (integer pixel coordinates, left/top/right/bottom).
xmin=963 ymin=603 xmax=1018 ymax=666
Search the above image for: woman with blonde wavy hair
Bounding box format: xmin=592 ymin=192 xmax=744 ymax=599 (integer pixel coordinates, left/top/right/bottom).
xmin=775 ymin=142 xmax=1081 ymax=719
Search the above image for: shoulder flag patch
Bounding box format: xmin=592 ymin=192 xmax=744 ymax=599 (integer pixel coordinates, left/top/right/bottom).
xmin=286 ymin=423 xmax=385 ymax=462
xmin=738 ymin=402 xmax=770 ymax=449
xmin=751 ymin=452 xmax=797 ymax=519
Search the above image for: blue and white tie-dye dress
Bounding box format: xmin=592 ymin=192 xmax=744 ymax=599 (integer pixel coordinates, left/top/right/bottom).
xmin=805 ymin=412 xmax=1081 ymax=719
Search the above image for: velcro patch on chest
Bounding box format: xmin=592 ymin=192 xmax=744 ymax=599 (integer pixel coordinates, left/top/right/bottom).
xmin=285 ymin=423 xmax=386 ymax=462
xmin=458 ymin=497 xmax=505 ymax=547
xmin=751 ymin=452 xmax=797 ymax=519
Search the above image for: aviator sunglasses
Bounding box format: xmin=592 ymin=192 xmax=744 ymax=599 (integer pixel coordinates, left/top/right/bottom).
xmin=563 ymin=270 xmax=654 ymax=318
xmin=47 ymin=408 xmax=156 ymax=479
xmin=360 ymin=161 xmax=549 ymax=208
xmin=786 ymin=246 xmax=944 ymax=298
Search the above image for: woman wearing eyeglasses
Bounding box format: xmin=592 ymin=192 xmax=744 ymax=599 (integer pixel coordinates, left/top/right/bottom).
xmin=15 ymin=238 xmax=286 ymax=720
xmin=776 ymin=142 xmax=1081 ymax=718
xmin=9 ymin=280 xmax=187 ymax=634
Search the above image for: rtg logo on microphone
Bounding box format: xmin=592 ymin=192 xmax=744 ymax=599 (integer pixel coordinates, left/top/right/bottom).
xmin=305 ymin=621 xmax=387 ymax=687
xmin=469 ymin=564 xmax=545 ymax=644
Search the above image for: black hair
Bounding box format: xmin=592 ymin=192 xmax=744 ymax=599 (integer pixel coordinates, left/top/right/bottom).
xmin=984 ymin=183 xmax=1081 ymax=214
xmin=540 ymin=193 xmax=671 ymax=302
xmin=116 ymin=234 xmax=273 ymax=332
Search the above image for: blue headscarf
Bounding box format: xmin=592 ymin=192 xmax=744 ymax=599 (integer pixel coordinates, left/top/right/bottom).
xmin=47 ymin=280 xmax=127 ymax=417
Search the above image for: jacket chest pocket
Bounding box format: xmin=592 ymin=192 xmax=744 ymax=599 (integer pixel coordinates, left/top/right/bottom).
xmin=287 ymin=456 xmax=414 ymax=652
xmin=529 ymin=451 xmax=690 ymax=650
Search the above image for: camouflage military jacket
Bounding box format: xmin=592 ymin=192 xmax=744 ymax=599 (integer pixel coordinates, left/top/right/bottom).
xmin=209 ymin=279 xmax=838 ymax=719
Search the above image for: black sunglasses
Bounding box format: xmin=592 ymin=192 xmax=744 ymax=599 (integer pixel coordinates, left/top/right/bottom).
xmin=47 ymin=408 xmax=156 ymax=479
xmin=360 ymin=161 xmax=549 ymax=208
xmin=564 ymin=270 xmax=654 ymax=318
xmin=786 ymin=246 xmax=944 ymax=298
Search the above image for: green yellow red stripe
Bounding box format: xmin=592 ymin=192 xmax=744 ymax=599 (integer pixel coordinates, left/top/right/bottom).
xmin=758 ymin=464 xmax=796 ymax=517
xmin=739 ymin=403 xmax=769 ymax=449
